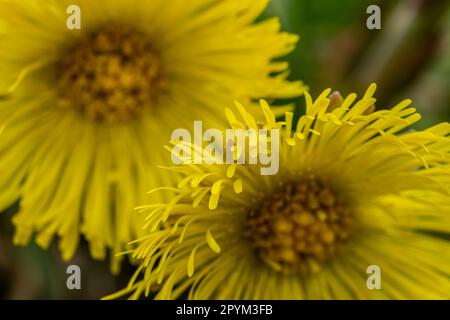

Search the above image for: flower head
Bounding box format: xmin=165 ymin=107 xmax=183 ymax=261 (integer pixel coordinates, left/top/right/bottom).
xmin=109 ymin=84 xmax=450 ymax=299
xmin=0 ymin=0 xmax=304 ymax=272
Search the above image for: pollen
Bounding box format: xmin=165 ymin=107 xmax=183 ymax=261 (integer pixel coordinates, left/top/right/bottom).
xmin=56 ymin=26 xmax=165 ymax=123
xmin=245 ymin=177 xmax=353 ymax=274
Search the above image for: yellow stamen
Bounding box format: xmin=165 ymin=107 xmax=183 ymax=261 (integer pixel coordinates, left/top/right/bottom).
xmin=245 ymin=177 xmax=353 ymax=274
xmin=57 ymin=25 xmax=165 ymax=123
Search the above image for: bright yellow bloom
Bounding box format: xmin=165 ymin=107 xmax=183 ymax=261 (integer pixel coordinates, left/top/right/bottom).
xmin=108 ymin=84 xmax=450 ymax=299
xmin=0 ymin=0 xmax=304 ymax=272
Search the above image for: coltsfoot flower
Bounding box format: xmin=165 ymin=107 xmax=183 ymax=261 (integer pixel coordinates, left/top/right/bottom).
xmin=108 ymin=84 xmax=450 ymax=299
xmin=0 ymin=0 xmax=304 ymax=272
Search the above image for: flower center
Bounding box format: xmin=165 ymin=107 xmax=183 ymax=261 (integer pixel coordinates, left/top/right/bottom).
xmin=245 ymin=177 xmax=353 ymax=274
xmin=57 ymin=26 xmax=164 ymax=123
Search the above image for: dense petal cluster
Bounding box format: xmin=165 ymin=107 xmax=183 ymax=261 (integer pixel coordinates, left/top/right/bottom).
xmin=108 ymin=84 xmax=450 ymax=299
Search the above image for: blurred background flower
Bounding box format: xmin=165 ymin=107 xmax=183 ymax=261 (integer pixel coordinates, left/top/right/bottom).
xmin=0 ymin=0 xmax=302 ymax=298
xmin=1 ymin=0 xmax=449 ymax=299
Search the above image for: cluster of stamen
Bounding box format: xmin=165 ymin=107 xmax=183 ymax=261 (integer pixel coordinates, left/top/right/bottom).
xmin=57 ymin=26 xmax=164 ymax=122
xmin=246 ymin=177 xmax=353 ymax=274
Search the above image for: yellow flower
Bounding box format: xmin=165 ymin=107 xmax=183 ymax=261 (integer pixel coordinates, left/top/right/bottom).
xmin=108 ymin=84 xmax=450 ymax=299
xmin=0 ymin=0 xmax=304 ymax=273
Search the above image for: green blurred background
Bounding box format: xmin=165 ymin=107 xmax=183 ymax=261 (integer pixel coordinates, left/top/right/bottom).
xmin=1 ymin=0 xmax=449 ymax=299
xmin=264 ymin=0 xmax=450 ymax=129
